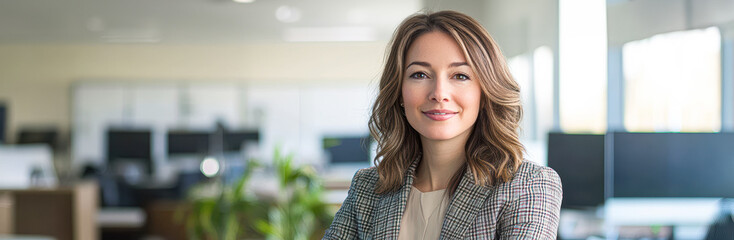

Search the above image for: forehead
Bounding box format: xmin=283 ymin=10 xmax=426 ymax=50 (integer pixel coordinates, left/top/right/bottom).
xmin=405 ymin=31 xmax=467 ymax=66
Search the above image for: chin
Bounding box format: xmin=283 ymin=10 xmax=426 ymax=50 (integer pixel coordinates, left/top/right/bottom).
xmin=417 ymin=129 xmax=465 ymax=141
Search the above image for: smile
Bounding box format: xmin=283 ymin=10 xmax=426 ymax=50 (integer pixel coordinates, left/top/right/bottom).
xmin=422 ymin=109 xmax=458 ymax=121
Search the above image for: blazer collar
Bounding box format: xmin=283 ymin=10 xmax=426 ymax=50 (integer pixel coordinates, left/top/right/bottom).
xmin=439 ymin=167 xmax=494 ymax=239
xmin=373 ymin=157 xmax=420 ymax=239
xmin=373 ymin=158 xmax=494 ymax=239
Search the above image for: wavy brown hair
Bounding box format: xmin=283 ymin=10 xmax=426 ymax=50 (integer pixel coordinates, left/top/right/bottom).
xmin=369 ymin=10 xmax=525 ymax=195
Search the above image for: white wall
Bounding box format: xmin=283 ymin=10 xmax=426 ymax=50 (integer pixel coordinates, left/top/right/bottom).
xmin=608 ymin=0 xmax=734 ymax=46
xmin=0 ymin=42 xmax=388 ymax=144
xmin=482 ymin=0 xmax=559 ymax=58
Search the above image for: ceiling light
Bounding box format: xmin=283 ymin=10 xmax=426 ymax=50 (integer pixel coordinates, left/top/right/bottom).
xmin=275 ymin=5 xmax=301 ymax=23
xmin=86 ymin=17 xmax=105 ymax=32
xmin=200 ymin=157 xmax=220 ymax=178
xmin=284 ymin=27 xmax=377 ymax=42
xmin=233 ymin=0 xmax=255 ymax=3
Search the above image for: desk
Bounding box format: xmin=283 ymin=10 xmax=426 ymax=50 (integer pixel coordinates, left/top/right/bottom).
xmin=0 ymin=235 xmax=54 ymax=240
xmin=0 ymin=182 xmax=98 ymax=240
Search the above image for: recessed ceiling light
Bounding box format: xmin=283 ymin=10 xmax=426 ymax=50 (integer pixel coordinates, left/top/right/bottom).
xmin=233 ymin=0 xmax=255 ymax=3
xmin=86 ymin=17 xmax=105 ymax=32
xmin=283 ymin=27 xmax=377 ymax=42
xmin=275 ymin=5 xmax=301 ymax=23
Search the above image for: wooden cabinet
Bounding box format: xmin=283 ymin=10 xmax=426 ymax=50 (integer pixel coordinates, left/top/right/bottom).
xmin=0 ymin=181 xmax=98 ymax=240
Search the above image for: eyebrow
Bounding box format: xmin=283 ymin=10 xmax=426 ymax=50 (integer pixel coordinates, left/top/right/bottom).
xmin=406 ymin=61 xmax=469 ymax=69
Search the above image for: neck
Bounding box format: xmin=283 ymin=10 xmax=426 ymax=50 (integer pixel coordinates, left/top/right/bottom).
xmin=414 ymin=131 xmax=471 ymax=192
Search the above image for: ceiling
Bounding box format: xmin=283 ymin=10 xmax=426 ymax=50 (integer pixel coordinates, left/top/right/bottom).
xmin=0 ymin=0 xmax=423 ymax=44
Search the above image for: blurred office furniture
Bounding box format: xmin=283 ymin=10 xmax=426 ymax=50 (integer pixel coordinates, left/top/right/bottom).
xmin=166 ymin=131 xmax=211 ymax=197
xmin=318 ymin=135 xmax=372 ymax=206
xmin=72 ymin=83 xmax=240 ymax=176
xmin=223 ymin=130 xmax=259 ymax=152
xmin=705 ymin=214 xmax=734 ymax=239
xmin=0 ymin=181 xmax=98 ymax=240
xmin=73 ymin=83 xmax=371 ymax=175
xmin=106 ymin=129 xmax=153 ymax=179
xmin=322 ymin=135 xmax=372 ymax=165
xmin=221 ymin=130 xmax=259 ymax=184
xmin=612 ymin=132 xmax=734 ymax=198
xmin=16 ymin=128 xmax=59 ymax=151
xmin=103 ymin=129 xmax=153 ymax=208
xmin=0 ymin=145 xmax=57 ymax=189
xmin=547 ymin=133 xmax=606 ymax=239
xmin=97 ymin=207 xmax=145 ymax=240
xmin=605 ymin=132 xmax=734 ymax=239
xmin=547 ymin=132 xmax=606 ymax=209
xmin=0 ymin=235 xmax=54 ymax=240
xmin=167 ymin=131 xmax=210 ymax=157
xmin=0 ymin=102 xmax=6 ymax=144
xmin=143 ymin=200 xmax=188 ymax=240
xmin=705 ymin=199 xmax=734 ymax=239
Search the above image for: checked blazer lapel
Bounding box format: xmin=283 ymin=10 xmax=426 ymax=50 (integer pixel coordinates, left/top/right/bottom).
xmin=372 ymin=159 xmax=420 ymax=240
xmin=439 ymin=168 xmax=494 ymax=239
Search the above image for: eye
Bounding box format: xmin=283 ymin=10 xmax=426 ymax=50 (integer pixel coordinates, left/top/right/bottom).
xmin=409 ymin=72 xmax=429 ymax=79
xmin=454 ymin=73 xmax=470 ymax=81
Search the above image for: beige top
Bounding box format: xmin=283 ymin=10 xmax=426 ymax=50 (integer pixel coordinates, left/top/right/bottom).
xmin=398 ymin=186 xmax=450 ymax=240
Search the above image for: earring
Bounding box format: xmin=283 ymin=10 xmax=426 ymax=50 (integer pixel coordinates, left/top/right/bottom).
xmin=400 ymin=102 xmax=404 ymax=107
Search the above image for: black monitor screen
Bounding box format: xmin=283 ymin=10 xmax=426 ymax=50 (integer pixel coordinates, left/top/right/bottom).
xmin=167 ymin=132 xmax=210 ymax=155
xmin=323 ymin=136 xmax=371 ymax=164
xmin=107 ymin=129 xmax=152 ymax=172
xmin=17 ymin=129 xmax=58 ymax=149
xmin=223 ymin=131 xmax=259 ymax=152
xmin=547 ymin=132 xmax=605 ymax=208
xmin=613 ymin=132 xmax=734 ymax=198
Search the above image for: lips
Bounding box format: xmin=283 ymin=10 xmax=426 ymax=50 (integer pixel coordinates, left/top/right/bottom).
xmin=422 ymin=109 xmax=458 ymax=121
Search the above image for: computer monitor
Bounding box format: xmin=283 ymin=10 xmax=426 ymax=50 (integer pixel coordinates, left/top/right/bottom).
xmin=547 ymin=132 xmax=605 ymax=208
xmin=167 ymin=131 xmax=210 ymax=155
xmin=223 ymin=131 xmax=259 ymax=152
xmin=106 ymin=129 xmax=153 ymax=175
xmin=323 ymin=135 xmax=372 ymax=165
xmin=17 ymin=128 xmax=58 ymax=150
xmin=612 ymin=132 xmax=734 ymax=198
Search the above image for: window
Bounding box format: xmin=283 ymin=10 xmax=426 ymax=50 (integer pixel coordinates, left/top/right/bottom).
xmin=533 ymin=46 xmax=554 ymax=141
xmin=508 ymin=46 xmax=555 ymax=166
xmin=559 ymin=0 xmax=607 ymax=133
xmin=508 ymin=54 xmax=533 ymax=139
xmin=623 ymin=27 xmax=721 ymax=132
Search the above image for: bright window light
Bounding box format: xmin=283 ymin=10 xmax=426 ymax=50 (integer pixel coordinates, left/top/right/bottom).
xmin=623 ymin=27 xmax=721 ymax=132
xmin=559 ymin=0 xmax=607 ymax=133
xmin=533 ymin=46 xmax=554 ymax=140
xmin=508 ymin=54 xmax=532 ymax=139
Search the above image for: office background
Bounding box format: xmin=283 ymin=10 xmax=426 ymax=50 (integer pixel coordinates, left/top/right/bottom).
xmin=1 ymin=0 xmax=734 ymax=239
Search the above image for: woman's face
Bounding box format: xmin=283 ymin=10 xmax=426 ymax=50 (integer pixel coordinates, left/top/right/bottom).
xmin=402 ymin=31 xmax=482 ymax=142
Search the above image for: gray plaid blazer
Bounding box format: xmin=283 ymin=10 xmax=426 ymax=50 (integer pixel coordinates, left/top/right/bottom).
xmin=323 ymin=159 xmax=562 ymax=239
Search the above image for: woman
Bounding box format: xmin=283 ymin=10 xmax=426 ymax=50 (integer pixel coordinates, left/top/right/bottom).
xmin=324 ymin=10 xmax=562 ymax=239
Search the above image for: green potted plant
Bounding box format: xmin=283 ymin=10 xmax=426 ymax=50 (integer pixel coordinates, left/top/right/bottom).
xmin=255 ymin=148 xmax=333 ymax=240
xmin=180 ymin=147 xmax=333 ymax=240
xmin=178 ymin=158 xmax=266 ymax=240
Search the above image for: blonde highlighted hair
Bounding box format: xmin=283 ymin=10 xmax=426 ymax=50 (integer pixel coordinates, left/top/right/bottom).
xmin=369 ymin=10 xmax=524 ymax=195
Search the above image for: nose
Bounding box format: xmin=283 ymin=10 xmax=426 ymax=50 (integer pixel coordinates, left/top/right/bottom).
xmin=429 ymin=77 xmax=450 ymax=103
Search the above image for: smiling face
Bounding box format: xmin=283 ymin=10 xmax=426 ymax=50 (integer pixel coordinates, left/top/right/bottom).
xmin=401 ymin=31 xmax=482 ymax=142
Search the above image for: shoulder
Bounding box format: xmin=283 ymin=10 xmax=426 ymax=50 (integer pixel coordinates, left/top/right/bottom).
xmin=497 ymin=160 xmax=563 ymax=201
xmin=347 ymin=167 xmax=380 ymax=196
xmin=490 ymin=162 xmax=563 ymax=238
xmin=514 ymin=160 xmax=562 ymax=186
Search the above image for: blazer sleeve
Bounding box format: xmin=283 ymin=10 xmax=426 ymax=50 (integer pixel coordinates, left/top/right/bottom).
xmin=498 ymin=166 xmax=563 ymax=240
xmin=322 ymin=169 xmax=364 ymax=239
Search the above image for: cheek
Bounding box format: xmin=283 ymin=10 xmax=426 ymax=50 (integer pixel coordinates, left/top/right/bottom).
xmin=463 ymin=91 xmax=483 ymax=121
xmin=401 ymin=84 xmax=422 ymax=106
